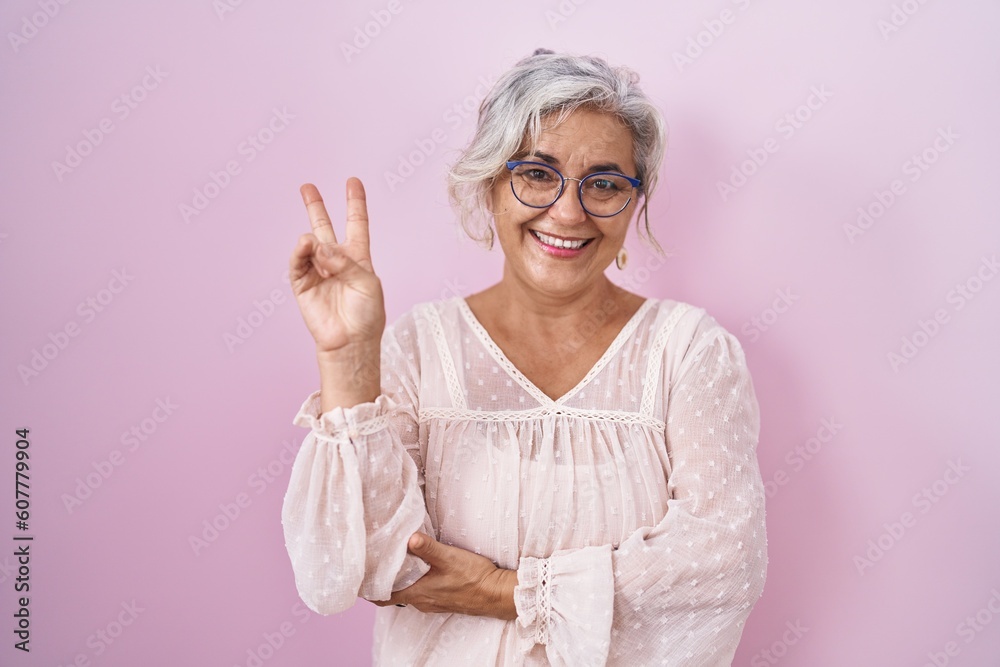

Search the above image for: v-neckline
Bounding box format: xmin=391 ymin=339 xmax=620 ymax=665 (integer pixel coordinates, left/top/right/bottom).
xmin=455 ymin=295 xmax=656 ymax=406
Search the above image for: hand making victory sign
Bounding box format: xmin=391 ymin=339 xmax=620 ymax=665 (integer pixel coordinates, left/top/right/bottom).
xmin=288 ymin=179 xmax=517 ymax=620
xmin=289 ymin=178 xmax=386 ymax=410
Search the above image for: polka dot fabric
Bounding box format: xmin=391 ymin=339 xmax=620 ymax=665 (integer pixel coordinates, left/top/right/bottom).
xmin=281 ymin=297 xmax=767 ymax=666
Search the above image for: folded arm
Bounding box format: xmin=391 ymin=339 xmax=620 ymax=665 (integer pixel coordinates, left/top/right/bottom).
xmin=281 ymin=321 xmax=435 ymax=614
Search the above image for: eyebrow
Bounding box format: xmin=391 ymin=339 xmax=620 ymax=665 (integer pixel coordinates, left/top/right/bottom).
xmin=522 ymin=150 xmax=626 ymax=175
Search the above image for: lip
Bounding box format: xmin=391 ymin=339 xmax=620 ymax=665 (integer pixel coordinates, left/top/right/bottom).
xmin=528 ymin=229 xmax=595 ymax=258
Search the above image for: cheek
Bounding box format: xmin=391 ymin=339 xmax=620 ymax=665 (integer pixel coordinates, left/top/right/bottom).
xmin=612 ymin=221 xmax=630 ymax=242
xmin=492 ymin=195 xmax=535 ymax=230
xmin=488 ymin=184 xmax=516 ymax=218
xmin=599 ymin=210 xmax=630 ymax=237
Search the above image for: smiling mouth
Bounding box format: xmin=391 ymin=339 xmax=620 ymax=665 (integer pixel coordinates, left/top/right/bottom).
xmin=529 ymin=229 xmax=595 ymax=250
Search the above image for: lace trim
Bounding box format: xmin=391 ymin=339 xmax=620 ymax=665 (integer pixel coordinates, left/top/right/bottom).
xmin=312 ymin=414 xmax=389 ymax=444
xmin=639 ymin=302 xmax=693 ymax=419
xmin=454 ymin=296 xmax=658 ymax=407
xmin=418 ymin=405 xmax=665 ymax=430
xmin=455 ymin=297 xmax=552 ymax=407
xmin=553 ymin=297 xmax=657 ymax=405
xmin=420 ymin=303 xmax=467 ymax=410
xmin=536 ymin=558 xmax=551 ymax=645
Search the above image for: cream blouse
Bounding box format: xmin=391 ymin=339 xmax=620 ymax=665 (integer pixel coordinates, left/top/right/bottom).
xmin=281 ymin=296 xmax=768 ymax=666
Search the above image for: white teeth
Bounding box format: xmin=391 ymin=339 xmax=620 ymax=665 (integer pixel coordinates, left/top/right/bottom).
xmin=533 ymin=230 xmax=588 ymax=249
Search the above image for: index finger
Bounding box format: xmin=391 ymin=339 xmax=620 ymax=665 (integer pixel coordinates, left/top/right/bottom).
xmin=300 ymin=183 xmax=337 ymax=245
xmin=345 ymin=176 xmax=370 ymax=255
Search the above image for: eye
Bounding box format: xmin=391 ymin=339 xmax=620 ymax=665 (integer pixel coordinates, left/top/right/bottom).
xmin=525 ymin=168 xmax=554 ymax=182
xmin=590 ymin=178 xmax=620 ymax=191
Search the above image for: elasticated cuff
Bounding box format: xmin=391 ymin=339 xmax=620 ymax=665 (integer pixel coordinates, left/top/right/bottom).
xmin=292 ymin=390 xmax=396 ymax=442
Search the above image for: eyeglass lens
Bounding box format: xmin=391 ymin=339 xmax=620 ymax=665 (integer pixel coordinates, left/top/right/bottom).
xmin=509 ymin=163 xmax=633 ymax=216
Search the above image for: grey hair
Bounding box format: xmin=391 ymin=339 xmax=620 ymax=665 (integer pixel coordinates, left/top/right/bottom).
xmin=447 ymin=48 xmax=668 ymax=254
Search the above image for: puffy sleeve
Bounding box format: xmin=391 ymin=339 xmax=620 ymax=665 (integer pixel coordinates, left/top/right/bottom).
xmin=280 ymin=316 xmax=435 ymax=615
xmin=512 ymin=323 xmax=768 ymax=667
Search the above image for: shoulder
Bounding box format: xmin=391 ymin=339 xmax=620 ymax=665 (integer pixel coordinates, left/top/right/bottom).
xmin=386 ymin=297 xmax=463 ymax=332
xmin=647 ymin=297 xmax=749 ymax=372
xmin=384 ymin=297 xmax=465 ymax=351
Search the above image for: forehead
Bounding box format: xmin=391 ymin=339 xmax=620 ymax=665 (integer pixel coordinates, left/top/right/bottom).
xmin=525 ymin=108 xmax=634 ymax=167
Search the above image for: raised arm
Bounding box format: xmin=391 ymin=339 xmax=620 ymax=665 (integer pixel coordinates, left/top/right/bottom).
xmin=280 ymin=180 xmax=433 ymax=614
xmin=512 ymin=324 xmax=768 ymax=666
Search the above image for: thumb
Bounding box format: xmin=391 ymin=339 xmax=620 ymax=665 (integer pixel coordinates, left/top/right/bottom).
xmin=408 ymin=532 xmax=438 ymax=560
xmin=318 ymin=242 xmax=364 ymax=279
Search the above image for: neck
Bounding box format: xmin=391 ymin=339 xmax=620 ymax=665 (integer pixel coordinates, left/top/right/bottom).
xmin=484 ymin=265 xmax=628 ymax=337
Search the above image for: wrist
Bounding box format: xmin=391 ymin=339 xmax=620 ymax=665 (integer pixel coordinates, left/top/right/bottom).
xmin=486 ymin=569 xmax=518 ymax=621
xmin=316 ymin=343 xmax=382 ymax=412
xmin=316 ymin=339 xmax=381 ymax=365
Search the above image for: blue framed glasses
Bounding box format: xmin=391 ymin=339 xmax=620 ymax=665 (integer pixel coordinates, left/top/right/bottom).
xmin=505 ymin=160 xmax=641 ymax=218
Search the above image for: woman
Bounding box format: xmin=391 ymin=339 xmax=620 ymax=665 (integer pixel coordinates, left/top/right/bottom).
xmin=281 ymin=49 xmax=767 ymax=666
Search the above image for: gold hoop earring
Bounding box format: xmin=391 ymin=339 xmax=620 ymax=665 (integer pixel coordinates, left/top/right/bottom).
xmin=616 ymin=247 xmax=628 ymax=270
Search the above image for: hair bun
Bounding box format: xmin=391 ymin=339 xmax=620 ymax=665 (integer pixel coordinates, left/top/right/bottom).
xmin=532 ymin=48 xmax=555 ymax=56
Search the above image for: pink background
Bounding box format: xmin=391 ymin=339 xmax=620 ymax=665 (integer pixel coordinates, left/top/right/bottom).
xmin=2 ymin=1 xmax=999 ymax=665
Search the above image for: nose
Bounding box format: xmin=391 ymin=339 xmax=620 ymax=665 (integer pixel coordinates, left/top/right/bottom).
xmin=546 ymin=178 xmax=588 ymax=225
